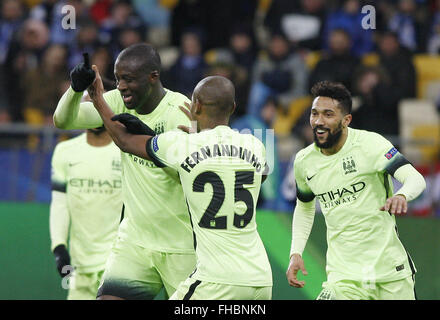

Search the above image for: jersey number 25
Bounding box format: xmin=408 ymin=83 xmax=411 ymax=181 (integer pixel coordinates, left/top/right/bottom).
xmin=193 ymin=171 xmax=254 ymax=230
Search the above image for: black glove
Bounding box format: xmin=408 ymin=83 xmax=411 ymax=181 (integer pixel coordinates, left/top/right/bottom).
xmin=70 ymin=53 xmax=96 ymax=92
xmin=112 ymin=113 xmax=156 ymax=136
xmin=53 ymin=244 xmax=71 ymax=277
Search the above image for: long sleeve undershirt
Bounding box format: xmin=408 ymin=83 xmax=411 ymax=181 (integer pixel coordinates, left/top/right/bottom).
xmin=49 ymin=191 xmax=70 ymax=251
xmin=53 ymin=86 xmax=103 ymax=129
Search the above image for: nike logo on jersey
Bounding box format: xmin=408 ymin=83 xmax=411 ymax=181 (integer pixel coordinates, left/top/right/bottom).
xmin=306 ymin=174 xmax=316 ymax=181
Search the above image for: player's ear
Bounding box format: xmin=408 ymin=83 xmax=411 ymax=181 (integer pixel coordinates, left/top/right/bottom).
xmin=343 ymin=113 xmax=352 ymax=128
xmin=149 ymin=70 xmax=160 ymax=82
xmin=230 ymin=102 xmax=236 ymax=116
xmin=195 ymin=98 xmax=202 ymax=115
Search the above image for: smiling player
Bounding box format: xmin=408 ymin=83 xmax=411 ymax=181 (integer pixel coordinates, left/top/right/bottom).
xmin=53 ymin=44 xmax=196 ymax=300
xmin=286 ymin=81 xmax=426 ymax=300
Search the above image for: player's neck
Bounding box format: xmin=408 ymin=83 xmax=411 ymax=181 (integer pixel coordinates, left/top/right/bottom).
xmin=86 ymin=131 xmax=113 ymax=147
xmin=320 ymin=128 xmax=349 ymax=156
xmin=136 ymin=83 xmax=166 ymax=115
xmin=199 ymin=118 xmax=229 ymax=131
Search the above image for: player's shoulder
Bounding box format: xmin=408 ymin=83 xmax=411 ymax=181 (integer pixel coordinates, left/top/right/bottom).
xmin=54 ymin=133 xmax=86 ymax=152
xmin=295 ymin=143 xmax=316 ymax=163
xmin=163 ymin=89 xmax=191 ymax=107
xmin=350 ymin=127 xmax=391 ymax=147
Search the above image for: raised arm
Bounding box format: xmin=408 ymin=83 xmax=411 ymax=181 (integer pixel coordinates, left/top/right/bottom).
xmin=53 ymin=53 xmax=103 ymax=129
xmin=53 ymin=88 xmax=103 ymax=129
xmin=87 ymin=65 xmax=153 ymax=160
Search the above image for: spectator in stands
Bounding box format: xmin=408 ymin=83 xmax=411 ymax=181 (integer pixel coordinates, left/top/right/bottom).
xmin=30 ymin=0 xmax=58 ymax=27
xmin=229 ymin=25 xmax=257 ymax=81
xmin=351 ymin=65 xmax=402 ymax=137
xmin=0 ymin=0 xmax=25 ymax=123
xmin=205 ymin=60 xmax=249 ymax=121
xmin=3 ymin=19 xmax=50 ymax=122
xmin=247 ymin=31 xmax=308 ymax=121
xmin=22 ymin=44 xmax=68 ymax=125
xmin=99 ymin=0 xmax=146 ymax=59
xmin=264 ymin=0 xmax=327 ymax=51
xmin=170 ymin=0 xmax=257 ymax=50
xmin=388 ymin=0 xmax=419 ymax=52
xmin=166 ymin=30 xmax=207 ymax=98
xmin=116 ymin=27 xmax=144 ymax=51
xmin=90 ymin=46 xmax=115 ymax=91
xmin=427 ymin=0 xmax=440 ymax=54
xmin=309 ymin=28 xmax=360 ymax=92
xmin=67 ymin=19 xmax=100 ymax=70
xmin=227 ymin=25 xmax=258 ymax=118
xmin=378 ymin=31 xmax=416 ymax=99
xmin=89 ymin=0 xmax=113 ymax=25
xmin=323 ymin=0 xmax=374 ymax=57
xmin=0 ymin=0 xmax=25 ymax=64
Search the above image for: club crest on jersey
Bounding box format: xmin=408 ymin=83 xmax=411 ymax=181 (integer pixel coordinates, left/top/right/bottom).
xmin=385 ymin=147 xmax=398 ymax=160
xmin=342 ymin=156 xmax=356 ymax=174
xmin=154 ymin=122 xmax=165 ymax=134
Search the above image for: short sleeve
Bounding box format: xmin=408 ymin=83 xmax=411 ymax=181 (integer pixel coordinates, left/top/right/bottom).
xmin=51 ymin=145 xmax=67 ymax=193
xmin=371 ymin=133 xmax=411 ymax=176
xmin=146 ymin=130 xmax=189 ymax=171
xmin=293 ymin=153 xmax=315 ymax=203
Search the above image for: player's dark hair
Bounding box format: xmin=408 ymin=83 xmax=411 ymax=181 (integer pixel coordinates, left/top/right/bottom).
xmin=311 ymin=81 xmax=352 ymax=114
xmin=118 ymin=43 xmax=161 ymax=74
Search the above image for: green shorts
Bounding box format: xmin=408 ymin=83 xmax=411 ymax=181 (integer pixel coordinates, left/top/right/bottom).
xmin=316 ymin=275 xmax=416 ymax=300
xmin=97 ymin=237 xmax=196 ymax=300
xmin=67 ymin=269 xmax=104 ymax=300
xmin=169 ymin=277 xmax=272 ymax=300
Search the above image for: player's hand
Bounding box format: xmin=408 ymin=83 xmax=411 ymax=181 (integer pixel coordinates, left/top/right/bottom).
xmin=380 ymin=194 xmax=407 ymax=215
xmin=87 ymin=65 xmax=104 ymax=100
xmin=70 ymin=53 xmax=96 ymax=92
xmin=177 ymin=102 xmax=197 ymax=133
xmin=286 ymin=253 xmax=308 ymax=288
xmin=111 ymin=113 xmax=156 ymax=136
xmin=53 ymin=244 xmax=71 ymax=277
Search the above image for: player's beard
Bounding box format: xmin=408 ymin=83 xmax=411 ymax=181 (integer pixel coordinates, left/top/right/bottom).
xmin=313 ymin=121 xmax=343 ymax=149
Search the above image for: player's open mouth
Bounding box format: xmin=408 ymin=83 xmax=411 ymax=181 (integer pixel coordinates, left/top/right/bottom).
xmin=314 ymin=128 xmax=329 ymax=137
xmin=122 ymin=95 xmax=133 ymax=104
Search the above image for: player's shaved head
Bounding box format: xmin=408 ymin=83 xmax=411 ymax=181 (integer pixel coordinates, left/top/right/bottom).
xmin=193 ymin=76 xmax=235 ymax=118
xmin=116 ymin=43 xmax=161 ymax=74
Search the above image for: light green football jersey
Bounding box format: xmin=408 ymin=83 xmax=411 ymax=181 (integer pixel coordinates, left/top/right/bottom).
xmin=102 ymin=89 xmax=194 ymax=252
xmin=51 ymin=133 xmax=123 ymax=273
xmin=294 ymin=127 xmax=416 ymax=283
xmin=146 ymin=126 xmax=273 ymax=287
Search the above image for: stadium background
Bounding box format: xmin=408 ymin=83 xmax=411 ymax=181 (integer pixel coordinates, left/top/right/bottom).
xmin=0 ymin=0 xmax=438 ymax=299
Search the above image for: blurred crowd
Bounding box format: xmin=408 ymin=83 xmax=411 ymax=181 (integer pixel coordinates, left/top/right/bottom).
xmin=1 ymin=0 xmax=439 ymax=127
xmin=1 ymin=0 xmax=440 ymax=210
